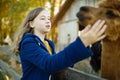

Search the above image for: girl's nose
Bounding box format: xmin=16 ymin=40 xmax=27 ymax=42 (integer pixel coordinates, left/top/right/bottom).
xmin=46 ymin=20 xmax=51 ymax=24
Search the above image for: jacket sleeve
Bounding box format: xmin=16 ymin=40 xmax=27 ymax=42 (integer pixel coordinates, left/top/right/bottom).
xmin=20 ymin=37 xmax=93 ymax=73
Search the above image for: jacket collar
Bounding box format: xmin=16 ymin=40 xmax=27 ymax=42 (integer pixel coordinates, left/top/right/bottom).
xmin=35 ymin=37 xmax=47 ymax=50
xmin=23 ymin=33 xmax=55 ymax=54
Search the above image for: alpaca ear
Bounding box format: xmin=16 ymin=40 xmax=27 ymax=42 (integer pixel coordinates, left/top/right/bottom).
xmin=29 ymin=21 xmax=34 ymax=28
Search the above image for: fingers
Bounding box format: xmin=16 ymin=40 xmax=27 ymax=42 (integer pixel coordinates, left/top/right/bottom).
xmin=92 ymin=20 xmax=105 ymax=33
xmin=82 ymin=25 xmax=91 ymax=33
xmin=79 ymin=19 xmax=107 ymax=47
xmin=94 ymin=21 xmax=107 ymax=43
xmin=91 ymin=20 xmax=102 ymax=30
xmin=96 ymin=20 xmax=105 ymax=33
xmin=97 ymin=25 xmax=107 ymax=37
xmin=97 ymin=34 xmax=106 ymax=41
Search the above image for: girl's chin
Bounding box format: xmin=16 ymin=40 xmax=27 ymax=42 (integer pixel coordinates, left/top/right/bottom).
xmin=44 ymin=30 xmax=50 ymax=33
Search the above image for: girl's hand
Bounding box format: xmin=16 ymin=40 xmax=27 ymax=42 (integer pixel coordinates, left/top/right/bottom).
xmin=79 ymin=20 xmax=107 ymax=47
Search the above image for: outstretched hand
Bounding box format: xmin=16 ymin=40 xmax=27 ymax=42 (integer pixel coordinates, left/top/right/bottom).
xmin=79 ymin=20 xmax=107 ymax=47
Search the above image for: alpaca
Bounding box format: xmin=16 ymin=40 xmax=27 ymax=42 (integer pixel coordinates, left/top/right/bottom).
xmin=76 ymin=0 xmax=120 ymax=80
xmin=90 ymin=41 xmax=101 ymax=72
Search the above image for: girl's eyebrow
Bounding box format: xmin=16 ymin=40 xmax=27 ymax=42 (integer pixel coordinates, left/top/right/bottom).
xmin=40 ymin=15 xmax=50 ymax=18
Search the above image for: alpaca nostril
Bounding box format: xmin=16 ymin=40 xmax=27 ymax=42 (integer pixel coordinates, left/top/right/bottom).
xmin=80 ymin=6 xmax=89 ymax=12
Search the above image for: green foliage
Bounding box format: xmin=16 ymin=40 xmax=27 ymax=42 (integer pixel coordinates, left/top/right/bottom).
xmin=0 ymin=70 xmax=6 ymax=80
xmin=0 ymin=0 xmax=64 ymax=44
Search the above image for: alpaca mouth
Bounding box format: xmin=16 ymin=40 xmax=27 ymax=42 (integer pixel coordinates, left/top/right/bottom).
xmin=78 ymin=21 xmax=86 ymax=30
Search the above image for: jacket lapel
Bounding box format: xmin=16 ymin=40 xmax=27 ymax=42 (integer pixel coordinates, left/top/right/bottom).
xmin=34 ymin=37 xmax=48 ymax=52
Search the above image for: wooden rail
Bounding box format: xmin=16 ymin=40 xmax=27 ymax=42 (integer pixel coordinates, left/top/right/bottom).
xmin=0 ymin=46 xmax=21 ymax=80
xmin=0 ymin=60 xmax=21 ymax=80
xmin=55 ymin=67 xmax=107 ymax=80
xmin=0 ymin=46 xmax=107 ymax=80
xmin=0 ymin=46 xmax=20 ymax=62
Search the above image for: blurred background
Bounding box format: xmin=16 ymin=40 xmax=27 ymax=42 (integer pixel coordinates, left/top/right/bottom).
xmin=0 ymin=0 xmax=66 ymax=45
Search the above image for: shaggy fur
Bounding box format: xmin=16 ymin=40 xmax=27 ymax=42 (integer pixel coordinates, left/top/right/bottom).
xmin=76 ymin=0 xmax=120 ymax=80
xmin=90 ymin=41 xmax=101 ymax=72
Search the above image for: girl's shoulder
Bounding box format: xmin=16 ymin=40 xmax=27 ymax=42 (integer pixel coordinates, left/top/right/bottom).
xmin=20 ymin=33 xmax=54 ymax=47
xmin=22 ymin=33 xmax=37 ymax=39
xmin=21 ymin=33 xmax=35 ymax=42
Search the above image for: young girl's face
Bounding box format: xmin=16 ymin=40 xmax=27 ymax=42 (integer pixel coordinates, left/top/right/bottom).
xmin=31 ymin=9 xmax=51 ymax=34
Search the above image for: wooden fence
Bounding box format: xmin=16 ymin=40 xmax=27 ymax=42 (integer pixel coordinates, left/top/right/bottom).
xmin=0 ymin=46 xmax=107 ymax=80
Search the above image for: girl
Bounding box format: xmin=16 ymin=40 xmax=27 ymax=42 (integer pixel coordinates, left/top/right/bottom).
xmin=12 ymin=7 xmax=107 ymax=80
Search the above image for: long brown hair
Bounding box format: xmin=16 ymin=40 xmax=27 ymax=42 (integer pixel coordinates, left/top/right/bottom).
xmin=12 ymin=7 xmax=45 ymax=55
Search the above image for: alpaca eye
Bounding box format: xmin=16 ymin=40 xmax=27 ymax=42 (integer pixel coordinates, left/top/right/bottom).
xmin=106 ymin=10 xmax=117 ymax=18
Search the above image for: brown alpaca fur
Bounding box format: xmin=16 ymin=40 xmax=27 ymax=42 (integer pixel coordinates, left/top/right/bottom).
xmin=76 ymin=0 xmax=120 ymax=80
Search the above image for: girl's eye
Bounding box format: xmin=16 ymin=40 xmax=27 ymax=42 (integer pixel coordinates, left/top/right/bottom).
xmin=40 ymin=17 xmax=50 ymax=20
xmin=40 ymin=17 xmax=45 ymax=20
xmin=48 ymin=18 xmax=50 ymax=20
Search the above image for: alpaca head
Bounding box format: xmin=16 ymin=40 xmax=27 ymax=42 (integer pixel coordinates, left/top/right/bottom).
xmin=76 ymin=0 xmax=120 ymax=41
